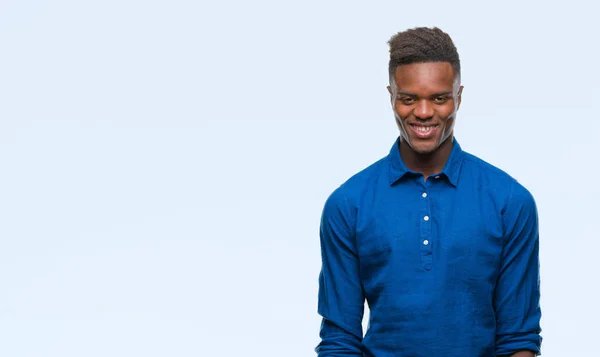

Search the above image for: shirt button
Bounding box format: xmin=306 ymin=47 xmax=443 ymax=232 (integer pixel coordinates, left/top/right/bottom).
xmin=423 ymin=216 xmax=429 ymax=221
xmin=422 ymin=192 xmax=427 ymax=198
xmin=434 ymin=175 xmax=440 ymax=179
xmin=423 ymin=239 xmax=429 ymax=245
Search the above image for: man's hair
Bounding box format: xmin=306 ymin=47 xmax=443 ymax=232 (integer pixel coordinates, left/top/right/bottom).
xmin=388 ymin=27 xmax=460 ymax=82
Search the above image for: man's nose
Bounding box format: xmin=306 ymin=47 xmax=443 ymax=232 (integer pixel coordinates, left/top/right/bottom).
xmin=414 ymin=100 xmax=434 ymax=119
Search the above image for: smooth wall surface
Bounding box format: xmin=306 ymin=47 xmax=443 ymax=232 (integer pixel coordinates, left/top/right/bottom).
xmin=1 ymin=1 xmax=597 ymax=356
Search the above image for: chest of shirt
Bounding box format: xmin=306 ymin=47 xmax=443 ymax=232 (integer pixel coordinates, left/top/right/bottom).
xmin=353 ymin=178 xmax=506 ymax=284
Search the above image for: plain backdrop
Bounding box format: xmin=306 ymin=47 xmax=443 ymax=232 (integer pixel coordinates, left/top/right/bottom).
xmin=1 ymin=1 xmax=598 ymax=356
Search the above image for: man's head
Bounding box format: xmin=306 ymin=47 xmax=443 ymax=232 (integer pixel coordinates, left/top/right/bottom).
xmin=387 ymin=27 xmax=463 ymax=155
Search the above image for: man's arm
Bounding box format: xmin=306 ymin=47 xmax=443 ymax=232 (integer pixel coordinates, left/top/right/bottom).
xmin=497 ymin=351 xmax=536 ymax=357
xmin=498 ymin=351 xmax=535 ymax=357
xmin=315 ymin=189 xmax=364 ymax=356
xmin=494 ymin=181 xmax=542 ymax=356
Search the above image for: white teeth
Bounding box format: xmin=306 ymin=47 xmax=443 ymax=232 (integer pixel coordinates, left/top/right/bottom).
xmin=415 ymin=126 xmax=433 ymax=133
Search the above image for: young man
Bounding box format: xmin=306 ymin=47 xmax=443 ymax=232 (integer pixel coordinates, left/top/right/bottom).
xmin=315 ymin=27 xmax=542 ymax=357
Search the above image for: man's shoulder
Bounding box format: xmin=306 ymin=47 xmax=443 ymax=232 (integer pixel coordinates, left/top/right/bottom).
xmin=463 ymin=151 xmax=518 ymax=185
xmin=461 ymin=151 xmax=535 ymax=204
xmin=324 ymin=156 xmax=388 ymax=209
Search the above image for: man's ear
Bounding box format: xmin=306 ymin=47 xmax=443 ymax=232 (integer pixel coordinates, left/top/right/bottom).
xmin=457 ymin=85 xmax=464 ymax=110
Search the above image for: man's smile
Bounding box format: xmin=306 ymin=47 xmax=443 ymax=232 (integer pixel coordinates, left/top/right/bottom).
xmin=409 ymin=123 xmax=439 ymax=139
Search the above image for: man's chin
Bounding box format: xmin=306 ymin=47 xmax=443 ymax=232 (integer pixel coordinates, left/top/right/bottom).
xmin=407 ymin=139 xmax=439 ymax=155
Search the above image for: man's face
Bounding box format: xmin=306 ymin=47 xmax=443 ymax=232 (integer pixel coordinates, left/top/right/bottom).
xmin=387 ymin=62 xmax=463 ymax=155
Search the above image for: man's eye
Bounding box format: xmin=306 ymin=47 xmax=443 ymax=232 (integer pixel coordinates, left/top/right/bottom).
xmin=434 ymin=97 xmax=448 ymax=103
xmin=400 ymin=98 xmax=415 ymax=104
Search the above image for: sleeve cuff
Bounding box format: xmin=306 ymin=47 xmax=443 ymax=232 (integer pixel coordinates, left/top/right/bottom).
xmin=496 ymin=332 xmax=542 ymax=356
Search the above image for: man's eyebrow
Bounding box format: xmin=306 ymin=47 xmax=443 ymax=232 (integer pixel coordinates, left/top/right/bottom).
xmin=396 ymin=91 xmax=417 ymax=96
xmin=431 ymin=91 xmax=453 ymax=97
xmin=396 ymin=90 xmax=453 ymax=97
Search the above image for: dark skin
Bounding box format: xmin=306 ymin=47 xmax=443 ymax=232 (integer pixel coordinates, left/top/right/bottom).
xmin=387 ymin=63 xmax=536 ymax=357
xmin=500 ymin=352 xmax=536 ymax=357
xmin=387 ymin=61 xmax=462 ymax=180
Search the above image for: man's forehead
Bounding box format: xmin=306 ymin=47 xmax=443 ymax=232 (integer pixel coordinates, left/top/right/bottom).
xmin=392 ymin=62 xmax=459 ymax=90
xmin=394 ymin=62 xmax=456 ymax=79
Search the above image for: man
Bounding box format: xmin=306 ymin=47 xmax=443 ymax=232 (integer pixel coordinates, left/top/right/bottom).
xmin=315 ymin=27 xmax=542 ymax=357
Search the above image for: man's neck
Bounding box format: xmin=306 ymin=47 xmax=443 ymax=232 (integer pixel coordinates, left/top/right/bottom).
xmin=399 ymin=137 xmax=454 ymax=180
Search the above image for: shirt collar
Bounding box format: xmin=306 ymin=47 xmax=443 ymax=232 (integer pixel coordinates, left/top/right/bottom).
xmin=388 ymin=136 xmax=464 ymax=187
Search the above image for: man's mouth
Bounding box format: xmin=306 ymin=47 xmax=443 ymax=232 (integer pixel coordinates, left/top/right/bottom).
xmin=409 ymin=124 xmax=439 ymax=139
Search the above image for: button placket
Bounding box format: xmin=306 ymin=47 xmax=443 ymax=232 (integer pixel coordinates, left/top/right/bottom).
xmin=420 ymin=186 xmax=433 ymax=270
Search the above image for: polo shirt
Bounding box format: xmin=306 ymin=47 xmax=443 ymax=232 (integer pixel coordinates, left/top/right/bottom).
xmin=316 ymin=137 xmax=542 ymax=356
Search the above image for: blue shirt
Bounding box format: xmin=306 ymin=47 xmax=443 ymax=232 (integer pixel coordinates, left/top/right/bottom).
xmin=316 ymin=138 xmax=542 ymax=357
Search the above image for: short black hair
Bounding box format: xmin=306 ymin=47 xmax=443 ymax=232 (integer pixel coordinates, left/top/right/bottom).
xmin=388 ymin=27 xmax=460 ymax=81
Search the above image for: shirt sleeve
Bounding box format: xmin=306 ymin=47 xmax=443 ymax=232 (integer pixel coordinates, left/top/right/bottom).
xmin=494 ymin=181 xmax=543 ymax=356
xmin=315 ymin=189 xmax=365 ymax=356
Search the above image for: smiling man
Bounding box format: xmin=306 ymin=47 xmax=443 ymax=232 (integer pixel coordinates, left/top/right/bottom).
xmin=315 ymin=27 xmax=542 ymax=357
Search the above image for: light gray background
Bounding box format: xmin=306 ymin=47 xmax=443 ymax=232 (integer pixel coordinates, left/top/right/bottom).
xmin=1 ymin=1 xmax=597 ymax=356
